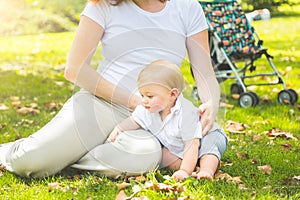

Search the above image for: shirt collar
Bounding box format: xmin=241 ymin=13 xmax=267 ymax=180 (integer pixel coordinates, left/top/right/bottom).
xmin=170 ymin=93 xmax=183 ymax=114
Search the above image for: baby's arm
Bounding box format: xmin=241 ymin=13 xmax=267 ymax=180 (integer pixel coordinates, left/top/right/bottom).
xmin=106 ymin=116 xmax=140 ymax=142
xmin=172 ymin=138 xmax=200 ymax=181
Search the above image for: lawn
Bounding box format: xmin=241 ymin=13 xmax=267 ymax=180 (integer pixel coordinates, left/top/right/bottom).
xmin=0 ymin=15 xmax=299 ymax=200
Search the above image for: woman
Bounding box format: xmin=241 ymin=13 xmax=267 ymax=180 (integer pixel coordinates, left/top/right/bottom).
xmin=0 ymin=0 xmax=220 ymax=178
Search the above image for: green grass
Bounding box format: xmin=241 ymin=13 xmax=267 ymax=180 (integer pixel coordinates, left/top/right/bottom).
xmin=0 ymin=16 xmax=300 ymax=200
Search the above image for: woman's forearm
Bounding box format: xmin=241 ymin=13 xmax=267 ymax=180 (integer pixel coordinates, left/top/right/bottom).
xmin=187 ymin=30 xmax=220 ymax=117
xmin=69 ymin=63 xmax=140 ymax=110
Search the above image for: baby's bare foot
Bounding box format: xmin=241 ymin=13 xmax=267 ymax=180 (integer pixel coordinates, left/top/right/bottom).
xmin=192 ymin=169 xmax=214 ymax=180
xmin=197 ymin=171 xmax=213 ymax=180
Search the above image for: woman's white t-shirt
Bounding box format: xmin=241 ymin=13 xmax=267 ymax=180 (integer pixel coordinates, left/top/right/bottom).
xmin=81 ymin=0 xmax=208 ymax=93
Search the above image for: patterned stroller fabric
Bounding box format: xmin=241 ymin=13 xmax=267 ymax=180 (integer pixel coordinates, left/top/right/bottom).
xmin=201 ymin=1 xmax=261 ymax=59
xmin=191 ymin=1 xmax=298 ymax=107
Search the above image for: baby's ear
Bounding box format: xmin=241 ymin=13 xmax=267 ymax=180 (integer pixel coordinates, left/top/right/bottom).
xmin=170 ymin=88 xmax=180 ymax=99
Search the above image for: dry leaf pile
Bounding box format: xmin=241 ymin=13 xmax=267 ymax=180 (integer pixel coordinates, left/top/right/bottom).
xmin=115 ymin=174 xmax=192 ymax=200
xmin=0 ymin=96 xmax=62 ymax=115
xmin=225 ymin=120 xmax=298 ymax=141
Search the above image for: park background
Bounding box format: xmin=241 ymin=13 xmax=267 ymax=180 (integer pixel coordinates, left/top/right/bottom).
xmin=0 ymin=0 xmax=299 ymax=199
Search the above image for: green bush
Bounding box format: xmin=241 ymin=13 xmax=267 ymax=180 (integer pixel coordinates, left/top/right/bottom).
xmin=28 ymin=0 xmax=87 ymax=23
xmin=0 ymin=0 xmax=87 ymax=36
xmin=241 ymin=0 xmax=300 ymax=11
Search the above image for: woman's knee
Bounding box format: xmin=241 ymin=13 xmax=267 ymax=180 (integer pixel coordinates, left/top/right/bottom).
xmin=115 ymin=130 xmax=162 ymax=154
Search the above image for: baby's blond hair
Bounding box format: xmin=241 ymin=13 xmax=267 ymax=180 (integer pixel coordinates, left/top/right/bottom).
xmin=138 ymin=60 xmax=185 ymax=93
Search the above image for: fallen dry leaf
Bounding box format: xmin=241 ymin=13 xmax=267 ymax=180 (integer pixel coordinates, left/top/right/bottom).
xmin=293 ymin=175 xmax=300 ymax=181
xmin=225 ymin=120 xmax=250 ymax=133
xmin=11 ymin=101 xmax=22 ymax=108
xmin=17 ymin=107 xmax=40 ymax=115
xmin=0 ymin=164 xmax=7 ymax=171
xmin=231 ymin=94 xmax=240 ymax=100
xmin=44 ymin=102 xmax=60 ymax=110
xmin=264 ymin=128 xmax=298 ymax=141
xmin=281 ymin=143 xmax=292 ymax=151
xmin=252 ymin=135 xmax=262 ymax=141
xmin=115 ymin=190 xmax=128 ymax=200
xmin=72 ymin=187 xmax=78 ymax=195
xmin=86 ymin=195 xmax=92 ymax=200
xmin=251 ymin=157 xmax=258 ymax=165
xmin=239 ymin=184 xmax=248 ymax=190
xmin=215 ymin=171 xmax=233 ymax=180
xmin=10 ymin=96 xmax=20 ymax=101
xmin=236 ymin=152 xmax=249 ymax=160
xmin=134 ymin=175 xmax=147 ymax=183
xmin=143 ymin=181 xmax=184 ymax=193
xmin=0 ymin=103 xmax=9 ymax=111
xmin=247 ymin=85 xmax=257 ymax=91
xmin=220 ymin=102 xmax=234 ymax=108
xmin=132 ymin=196 xmax=149 ymax=200
xmin=215 ymin=171 xmax=243 ymax=185
xmin=220 ymin=161 xmax=233 ymax=167
xmin=116 ymin=182 xmax=131 ymax=190
xmin=132 ymin=185 xmax=142 ymax=193
xmin=48 ymin=182 xmax=60 ymax=192
xmin=258 ymin=164 xmax=272 ymax=175
xmin=30 ymin=103 xmax=38 ymax=108
xmin=66 ymin=174 xmax=85 ymax=180
xmin=231 ymin=176 xmax=243 ymax=184
xmin=261 ymin=95 xmax=271 ymax=102
xmin=55 ymin=81 xmax=65 ymax=87
xmin=178 ymin=196 xmax=191 ymax=200
xmin=283 ymin=178 xmax=298 ymax=186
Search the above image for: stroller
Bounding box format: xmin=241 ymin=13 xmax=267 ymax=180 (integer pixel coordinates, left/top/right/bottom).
xmin=192 ymin=0 xmax=298 ymax=107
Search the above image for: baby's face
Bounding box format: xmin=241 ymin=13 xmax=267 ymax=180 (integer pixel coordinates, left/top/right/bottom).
xmin=139 ymin=84 xmax=172 ymax=113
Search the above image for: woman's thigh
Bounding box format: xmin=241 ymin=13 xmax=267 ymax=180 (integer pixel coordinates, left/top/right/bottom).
xmin=1 ymin=90 xmax=130 ymax=177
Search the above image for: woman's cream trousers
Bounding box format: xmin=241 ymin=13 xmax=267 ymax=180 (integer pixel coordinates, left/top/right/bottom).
xmin=0 ymin=90 xmax=162 ymax=178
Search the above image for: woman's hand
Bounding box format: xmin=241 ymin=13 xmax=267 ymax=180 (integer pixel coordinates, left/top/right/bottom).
xmin=198 ymin=100 xmax=216 ymax=137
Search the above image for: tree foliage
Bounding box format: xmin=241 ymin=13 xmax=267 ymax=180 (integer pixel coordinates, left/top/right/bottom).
xmin=241 ymin=0 xmax=299 ymax=11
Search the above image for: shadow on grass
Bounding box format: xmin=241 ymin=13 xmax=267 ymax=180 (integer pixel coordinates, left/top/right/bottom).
xmin=0 ymin=69 xmax=73 ymax=142
xmin=0 ymin=70 xmax=72 ymax=102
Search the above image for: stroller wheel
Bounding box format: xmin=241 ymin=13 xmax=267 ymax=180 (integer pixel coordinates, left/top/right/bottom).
xmin=249 ymin=92 xmax=259 ymax=106
xmin=238 ymin=92 xmax=257 ymax=108
xmin=230 ymin=83 xmax=244 ymax=95
xmin=287 ymin=89 xmax=298 ymax=104
xmin=278 ymin=89 xmax=296 ymax=105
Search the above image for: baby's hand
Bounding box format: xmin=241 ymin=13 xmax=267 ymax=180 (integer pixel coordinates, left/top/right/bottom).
xmin=106 ymin=126 xmax=122 ymax=143
xmin=172 ymin=169 xmax=189 ymax=181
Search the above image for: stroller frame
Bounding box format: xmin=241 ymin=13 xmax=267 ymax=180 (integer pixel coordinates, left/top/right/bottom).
xmin=193 ymin=0 xmax=298 ymax=107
